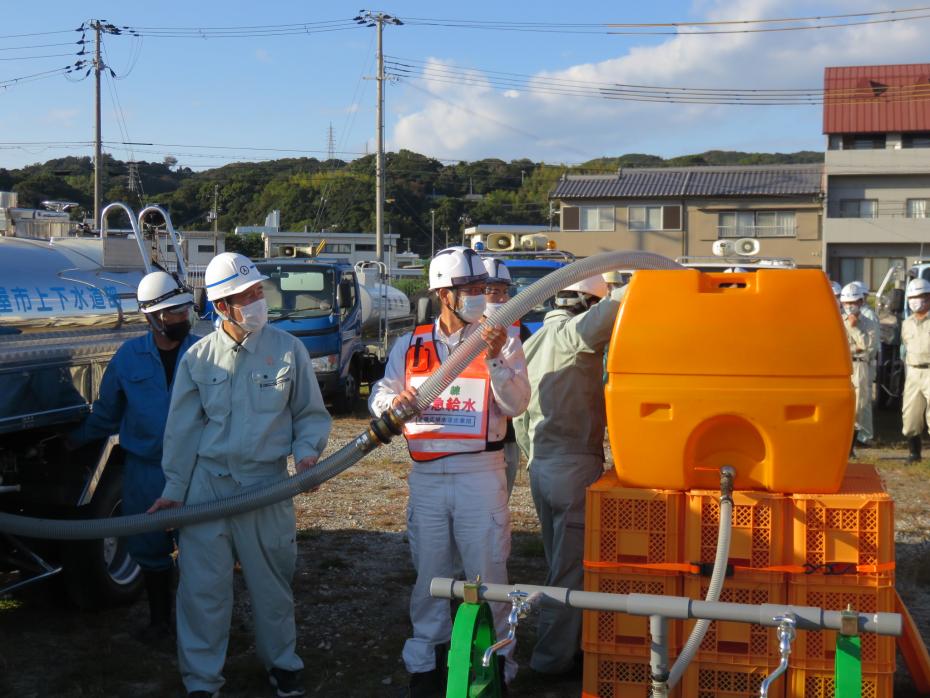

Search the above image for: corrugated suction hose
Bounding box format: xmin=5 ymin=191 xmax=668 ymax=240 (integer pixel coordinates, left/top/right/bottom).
xmin=0 ymin=251 xmax=682 ymax=540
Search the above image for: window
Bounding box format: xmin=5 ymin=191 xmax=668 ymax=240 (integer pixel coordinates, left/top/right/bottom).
xmin=837 ymin=258 xmax=864 ymax=287
xmin=842 ymin=134 xmax=886 ymax=150
xmin=628 ymin=205 xmax=682 ymax=231
xmin=197 ymin=244 xmax=214 ymax=253
xmin=839 ymin=199 xmax=878 ymax=218
xmin=907 ymin=199 xmax=930 ymax=218
xmin=561 ymin=205 xmax=614 ymax=231
xmin=903 ymin=133 xmax=930 ymax=148
xmin=355 ymin=243 xmax=376 ymax=252
xmin=717 ymin=211 xmax=796 ymax=238
xmin=325 ymin=243 xmax=352 ymax=254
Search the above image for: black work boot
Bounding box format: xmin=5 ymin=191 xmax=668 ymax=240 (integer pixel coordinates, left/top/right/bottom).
xmin=144 ymin=567 xmax=174 ymax=628
xmin=849 ymin=430 xmax=859 ymax=459
xmin=908 ymin=435 xmax=922 ymax=463
xmin=408 ymin=643 xmax=449 ymax=698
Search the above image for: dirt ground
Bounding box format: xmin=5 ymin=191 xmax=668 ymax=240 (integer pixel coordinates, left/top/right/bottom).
xmin=1 ymin=406 xmax=928 ymax=698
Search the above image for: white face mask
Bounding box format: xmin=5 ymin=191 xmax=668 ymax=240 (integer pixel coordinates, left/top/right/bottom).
xmin=844 ymin=304 xmax=860 ymax=316
xmin=455 ymin=293 xmax=486 ymax=324
xmin=484 ymin=301 xmax=505 ymax=317
xmin=230 ymin=297 xmax=268 ymax=332
xmin=909 ymin=298 xmax=927 ymax=313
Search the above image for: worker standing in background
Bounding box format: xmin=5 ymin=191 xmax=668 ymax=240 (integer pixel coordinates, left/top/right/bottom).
xmin=69 ymin=271 xmax=198 ymax=641
xmin=841 ymin=282 xmax=877 ymax=456
xmin=901 ymin=278 xmax=930 ymax=463
xmin=148 ymin=252 xmax=332 ymax=698
xmin=370 ymin=247 xmax=529 ymax=697
xmin=852 ymin=281 xmax=878 ymax=443
xmin=831 ymin=281 xmax=842 ymax=309
xmin=514 ymin=275 xmax=625 ymax=677
xmin=482 ymin=256 xmax=522 ymax=498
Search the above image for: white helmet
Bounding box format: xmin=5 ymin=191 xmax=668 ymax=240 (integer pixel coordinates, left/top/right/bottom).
xmin=906 ymin=277 xmax=930 ymax=298
xmin=204 ymin=252 xmax=268 ymax=301
xmin=428 ymin=246 xmax=488 ymax=291
xmin=563 ymin=275 xmax=608 ymax=299
xmin=840 ymin=282 xmax=864 ymax=303
xmin=853 ymin=280 xmax=869 ymax=296
xmin=482 ymin=257 xmax=512 ymax=285
xmin=830 ymin=281 xmax=842 ymax=297
xmin=137 ymin=271 xmax=193 ymax=314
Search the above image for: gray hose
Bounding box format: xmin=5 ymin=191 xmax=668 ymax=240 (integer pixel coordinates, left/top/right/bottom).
xmin=666 ymin=467 xmax=736 ymax=689
xmin=0 ymin=250 xmax=681 ymax=540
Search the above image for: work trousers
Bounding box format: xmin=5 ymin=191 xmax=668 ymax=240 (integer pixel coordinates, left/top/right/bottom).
xmin=503 ymin=442 xmax=520 ymax=499
xmin=851 ymin=359 xmax=873 ymax=438
xmin=902 ymin=365 xmax=930 ymax=437
xmin=529 ymin=454 xmax=604 ymax=674
xmin=176 ymin=467 xmax=302 ymax=694
xmin=123 ymin=454 xmax=175 ymax=571
xmin=403 ymin=467 xmax=516 ymax=682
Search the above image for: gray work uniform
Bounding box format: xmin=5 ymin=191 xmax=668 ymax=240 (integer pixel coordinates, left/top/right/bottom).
xmin=161 ymin=324 xmax=331 ymax=695
xmin=514 ymin=288 xmax=622 ymax=674
xmin=844 ymin=312 xmax=877 ymax=437
xmin=901 ymin=313 xmax=930 ymax=437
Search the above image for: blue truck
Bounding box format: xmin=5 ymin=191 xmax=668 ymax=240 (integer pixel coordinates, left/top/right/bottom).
xmin=254 ymin=258 xmax=414 ymax=413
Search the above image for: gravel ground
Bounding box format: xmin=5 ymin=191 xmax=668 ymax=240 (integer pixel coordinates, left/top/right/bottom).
xmin=0 ymin=408 xmax=928 ymax=697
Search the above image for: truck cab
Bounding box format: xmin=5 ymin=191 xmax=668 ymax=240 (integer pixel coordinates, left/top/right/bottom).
xmin=256 ymin=259 xmax=364 ymax=413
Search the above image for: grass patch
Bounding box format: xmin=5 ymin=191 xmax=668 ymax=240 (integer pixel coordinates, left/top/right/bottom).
xmin=0 ymin=598 xmax=22 ymax=612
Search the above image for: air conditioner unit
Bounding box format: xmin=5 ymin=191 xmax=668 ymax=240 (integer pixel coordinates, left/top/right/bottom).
xmin=486 ymin=233 xmax=517 ymax=251
xmin=520 ymin=233 xmax=549 ymax=251
xmin=735 ymin=238 xmax=761 ymax=256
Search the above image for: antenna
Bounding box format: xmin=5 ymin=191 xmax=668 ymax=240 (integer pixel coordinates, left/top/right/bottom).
xmin=327 ymin=122 xmax=336 ymax=161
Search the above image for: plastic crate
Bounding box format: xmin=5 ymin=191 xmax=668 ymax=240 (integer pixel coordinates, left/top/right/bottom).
xmin=791 ymin=463 xmax=894 ymax=570
xmin=582 ymin=650 xmax=681 ymax=698
xmin=787 ymin=666 xmax=893 ymax=698
xmin=787 ymin=574 xmax=896 ymax=674
xmin=681 ymin=661 xmax=784 ymax=698
xmin=585 ymin=469 xmax=684 ymax=566
xmin=582 ymin=567 xmax=681 ymax=657
xmin=682 ymin=570 xmax=786 ymax=666
xmin=685 ymin=489 xmax=790 ymax=569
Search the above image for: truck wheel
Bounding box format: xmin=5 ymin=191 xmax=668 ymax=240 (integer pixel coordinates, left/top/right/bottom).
xmin=333 ymin=368 xmax=360 ymax=415
xmin=63 ymin=471 xmax=143 ymax=609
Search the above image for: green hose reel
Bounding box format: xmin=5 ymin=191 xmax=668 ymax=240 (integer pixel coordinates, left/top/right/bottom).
xmin=446 ymin=582 xmax=503 ymax=698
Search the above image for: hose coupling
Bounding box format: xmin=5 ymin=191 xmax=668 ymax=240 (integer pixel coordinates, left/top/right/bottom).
xmin=719 ymin=465 xmax=736 ymax=503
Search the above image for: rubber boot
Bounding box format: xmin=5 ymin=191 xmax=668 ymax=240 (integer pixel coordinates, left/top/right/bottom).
xmin=408 ymin=644 xmax=449 ymax=698
xmin=908 ymin=435 xmax=922 ymax=463
xmin=137 ymin=568 xmax=175 ymax=647
xmin=849 ymin=430 xmax=858 ymax=459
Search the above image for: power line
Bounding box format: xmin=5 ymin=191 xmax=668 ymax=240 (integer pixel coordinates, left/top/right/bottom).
xmin=400 ymin=7 xmax=930 ymax=35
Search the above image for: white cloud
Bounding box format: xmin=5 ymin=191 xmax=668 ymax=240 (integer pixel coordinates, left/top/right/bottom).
xmin=390 ymin=0 xmax=930 ymax=162
xmin=43 ymin=108 xmax=80 ymax=128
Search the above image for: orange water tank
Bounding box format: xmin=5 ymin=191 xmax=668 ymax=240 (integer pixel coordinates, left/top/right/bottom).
xmin=605 ymin=269 xmax=854 ymax=493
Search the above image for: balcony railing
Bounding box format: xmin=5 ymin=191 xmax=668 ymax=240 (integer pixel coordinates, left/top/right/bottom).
xmin=717 ymin=224 xmax=796 ymax=238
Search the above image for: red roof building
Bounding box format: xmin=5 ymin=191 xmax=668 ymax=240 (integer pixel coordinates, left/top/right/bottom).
xmin=823 ymin=63 xmax=930 ymax=135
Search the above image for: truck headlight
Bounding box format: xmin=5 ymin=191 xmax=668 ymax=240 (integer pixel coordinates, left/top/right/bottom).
xmin=312 ymin=354 xmax=340 ymax=373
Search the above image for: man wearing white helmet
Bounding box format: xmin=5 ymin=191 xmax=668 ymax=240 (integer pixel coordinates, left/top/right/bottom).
xmin=69 ymin=271 xmax=198 ymax=641
xmin=901 ymin=277 xmax=930 ymax=462
xmin=369 ymin=246 xmax=530 ymax=696
xmin=840 ymin=282 xmax=877 ymax=455
xmin=514 ymin=274 xmax=625 ymax=676
xmin=850 ymin=281 xmax=878 ymax=441
xmin=830 ymin=281 xmax=842 ymax=308
xmin=148 ymin=252 xmax=332 ymax=698
xmin=481 ymin=256 xmax=523 ymax=498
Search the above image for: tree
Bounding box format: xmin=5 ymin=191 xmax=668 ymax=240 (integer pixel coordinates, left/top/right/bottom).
xmin=163 ymin=155 xmax=178 ymax=170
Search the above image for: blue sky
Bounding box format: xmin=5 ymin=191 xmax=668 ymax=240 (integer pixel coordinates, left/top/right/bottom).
xmin=2 ymin=1 xmax=929 ymax=170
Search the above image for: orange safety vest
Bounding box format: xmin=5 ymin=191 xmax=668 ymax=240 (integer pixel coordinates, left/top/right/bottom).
xmin=404 ymin=324 xmax=492 ymax=462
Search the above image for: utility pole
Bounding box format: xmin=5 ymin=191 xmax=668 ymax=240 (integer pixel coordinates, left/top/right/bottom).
xmin=92 ymin=20 xmax=103 ymax=231
xmin=430 ymin=209 xmax=436 ymax=258
xmin=89 ymin=20 xmax=122 ymax=231
xmin=212 ymin=183 xmax=219 ymax=254
xmin=356 ymin=11 xmax=403 ymax=267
